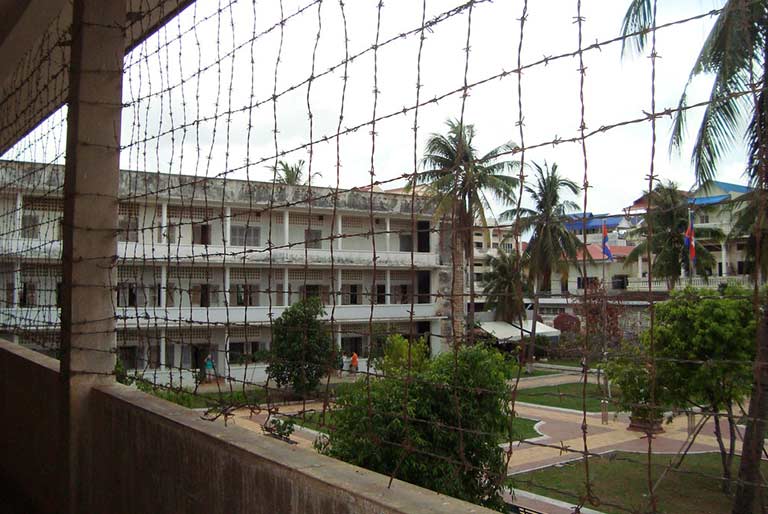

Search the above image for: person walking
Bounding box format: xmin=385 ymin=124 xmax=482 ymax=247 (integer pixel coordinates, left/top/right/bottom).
xmin=350 ymin=351 xmax=359 ymax=375
xmin=204 ymin=353 xmax=215 ymax=383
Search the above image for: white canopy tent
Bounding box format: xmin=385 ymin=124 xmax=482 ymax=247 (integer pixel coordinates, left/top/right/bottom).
xmin=478 ymin=320 xmax=560 ymax=343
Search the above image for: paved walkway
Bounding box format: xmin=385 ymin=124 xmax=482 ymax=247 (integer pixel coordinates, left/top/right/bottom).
xmin=226 ymin=374 xmax=740 ymax=514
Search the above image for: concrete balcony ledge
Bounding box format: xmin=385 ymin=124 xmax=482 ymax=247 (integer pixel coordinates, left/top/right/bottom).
xmin=0 ymin=303 xmax=443 ymax=329
xmin=0 ymin=238 xmax=441 ymax=268
xmin=0 ymin=339 xmax=495 ymax=514
xmin=626 ymin=274 xmax=753 ymax=292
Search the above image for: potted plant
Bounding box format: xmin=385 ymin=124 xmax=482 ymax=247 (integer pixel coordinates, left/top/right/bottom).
xmin=606 ymin=354 xmax=666 ymax=434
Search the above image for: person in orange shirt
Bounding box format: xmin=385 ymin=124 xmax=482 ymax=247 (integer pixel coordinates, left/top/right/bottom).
xmin=350 ymin=351 xmax=359 ymax=374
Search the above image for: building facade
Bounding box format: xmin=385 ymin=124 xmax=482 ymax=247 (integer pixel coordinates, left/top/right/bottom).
xmin=0 ymin=161 xmax=457 ymax=384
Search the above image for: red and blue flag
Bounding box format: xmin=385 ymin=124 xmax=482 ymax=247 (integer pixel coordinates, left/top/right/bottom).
xmin=684 ymin=213 xmax=696 ymax=265
xmin=602 ymin=221 xmax=613 ymax=261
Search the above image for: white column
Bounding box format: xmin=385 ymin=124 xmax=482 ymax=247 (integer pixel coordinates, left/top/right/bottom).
xmin=159 ymin=265 xmax=167 ymax=308
xmin=385 ymin=217 xmax=391 ymax=252
xmin=337 ymin=214 xmax=343 ymax=251
xmin=12 ymin=259 xmax=21 ymax=308
xmin=223 ymin=266 xmax=230 ymax=307
xmin=336 ymin=268 xmax=343 ymax=305
xmin=173 ymin=341 xmax=181 ymax=368
xmin=283 ymin=267 xmax=289 ymax=306
xmin=160 ymin=202 xmax=168 ymax=243
xmin=385 ymin=269 xmax=391 ymax=305
xmin=637 ymin=254 xmax=643 ymax=278
xmin=217 ymin=329 xmax=227 ymax=375
xmin=283 ymin=210 xmax=290 ymax=248
xmin=429 ymin=221 xmax=439 ymax=254
xmin=159 ymin=329 xmax=166 ymax=370
xmin=721 ymin=243 xmax=728 ymax=276
xmin=14 ymin=192 xmax=22 ymax=238
xmin=224 ymin=206 xmax=231 ymax=246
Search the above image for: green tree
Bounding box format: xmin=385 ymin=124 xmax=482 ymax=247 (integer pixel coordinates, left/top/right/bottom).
xmin=501 ymin=162 xmax=583 ymax=372
xmin=372 ymin=333 xmax=429 ymax=378
xmin=501 ymin=161 xmax=581 ymax=293
xmin=266 ymin=297 xmax=334 ymax=395
xmin=411 ymin=119 xmax=518 ymax=334
xmin=271 ymin=159 xmax=320 ymax=185
xmin=482 ymin=249 xmax=526 ymax=323
xmin=622 ymin=5 xmax=768 ymax=508
xmin=653 ymin=286 xmax=754 ymax=493
xmin=625 ymin=181 xmax=723 ymax=289
xmin=320 ymin=344 xmax=514 ymax=511
xmin=728 ymin=190 xmax=768 ymax=281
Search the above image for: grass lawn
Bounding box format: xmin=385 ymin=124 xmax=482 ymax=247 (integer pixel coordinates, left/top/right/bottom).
xmin=537 ymin=358 xmax=583 ymax=368
xmin=515 ymin=382 xmax=615 ymax=412
xmin=295 ymin=410 xmax=542 ymax=441
xmin=144 ymin=386 xmax=268 ymax=409
xmin=511 ymin=451 xmax=763 ymax=514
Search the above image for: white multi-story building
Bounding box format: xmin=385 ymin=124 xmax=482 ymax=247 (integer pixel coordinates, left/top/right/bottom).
xmin=0 ymin=161 xmax=455 ymax=384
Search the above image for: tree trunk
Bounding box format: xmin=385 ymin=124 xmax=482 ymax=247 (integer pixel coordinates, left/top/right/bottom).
xmin=526 ymin=278 xmax=539 ymax=374
xmin=733 ymin=308 xmax=768 ymax=513
xmin=467 ymin=216 xmax=476 ymax=344
xmin=726 ymin=403 xmax=737 ymax=492
xmin=713 ymin=409 xmax=732 ymax=494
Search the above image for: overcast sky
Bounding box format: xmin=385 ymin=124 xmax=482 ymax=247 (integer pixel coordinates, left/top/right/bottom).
xmin=10 ymin=0 xmax=746 ymax=219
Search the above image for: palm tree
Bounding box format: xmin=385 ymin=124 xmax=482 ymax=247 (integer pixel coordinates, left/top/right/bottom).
xmin=728 ymin=190 xmax=768 ymax=281
xmin=622 ymin=7 xmax=768 ymax=508
xmin=271 ymin=159 xmax=321 ymax=185
xmin=501 ymin=162 xmax=582 ymax=294
xmin=410 ymin=119 xmax=519 ymax=337
xmin=482 ymin=249 xmax=526 ymax=324
xmin=626 ymin=182 xmax=723 ymax=290
xmin=622 ymin=1 xmax=767 ymax=185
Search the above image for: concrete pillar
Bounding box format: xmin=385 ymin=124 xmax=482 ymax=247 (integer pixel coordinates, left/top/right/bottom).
xmin=159 ymin=265 xmax=167 ymax=308
xmin=223 ymin=266 xmax=230 ymax=308
xmin=336 ymin=268 xmax=343 ymax=305
xmin=14 ymin=191 xmax=22 ymax=238
xmin=224 ymin=206 xmax=231 ymax=246
xmin=159 ymin=329 xmax=166 ymax=370
xmin=173 ymin=341 xmax=182 ymax=368
xmin=160 ymin=202 xmax=167 ymax=243
xmin=217 ymin=329 xmax=227 ymax=375
xmin=283 ymin=210 xmax=290 ymax=248
xmin=721 ymin=243 xmax=728 ymax=276
xmin=337 ymin=214 xmax=343 ymax=251
xmin=60 ymin=1 xmax=125 ymax=512
xmin=637 ymin=254 xmax=643 ymax=278
xmin=12 ymin=259 xmax=20 ymax=308
xmin=385 ymin=269 xmax=391 ymax=305
xmin=429 ymin=221 xmax=439 ymax=254
xmin=283 ymin=267 xmax=289 ymax=306
xmin=385 ymin=217 xmax=391 ymax=252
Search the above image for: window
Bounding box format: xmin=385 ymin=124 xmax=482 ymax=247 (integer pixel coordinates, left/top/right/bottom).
xmin=20 ymin=282 xmax=36 ymax=307
xmin=304 ymin=229 xmax=322 ymax=249
xmin=341 ymin=336 xmax=364 ymax=357
xmin=474 ymin=273 xmax=483 ymax=282
xmin=397 ymin=284 xmax=410 ymax=304
xmin=192 ymin=224 xmax=211 ymax=245
xmin=303 ymin=284 xmax=321 ymax=299
xmin=231 ymin=225 xmax=260 ymax=246
xmin=698 ymin=213 xmax=710 ymax=224
xmin=200 ymin=284 xmax=211 ymax=307
xmin=21 ymin=214 xmax=39 ymax=239
xmin=611 ymin=275 xmax=629 ymax=290
xmin=344 ymin=284 xmax=360 ymax=305
xmin=232 ymin=284 xmax=259 ymax=306
xmin=165 ymin=283 xmax=176 ymax=307
xmin=376 ymin=284 xmax=386 ymax=304
xmin=492 ymin=242 xmax=499 ymax=249
xmin=228 ymin=342 xmax=245 ymax=360
xmin=117 ymin=282 xmax=138 ymax=307
xmin=474 ymin=241 xmax=483 ymax=249
xmin=576 ymin=276 xmax=598 ymax=289
xmin=118 ymin=216 xmax=139 ymax=242
xmin=399 ymin=233 xmax=413 ymax=252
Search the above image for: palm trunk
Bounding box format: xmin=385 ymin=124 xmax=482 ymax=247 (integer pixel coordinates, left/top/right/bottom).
xmin=467 ymin=218 xmax=476 ymax=344
xmin=726 ymin=402 xmax=737 ymax=490
xmin=526 ymin=278 xmax=539 ymax=374
xmin=733 ymin=308 xmax=768 ymax=513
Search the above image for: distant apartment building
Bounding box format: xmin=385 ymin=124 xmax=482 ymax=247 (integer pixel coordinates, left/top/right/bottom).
xmin=0 ymin=161 xmax=457 ymax=383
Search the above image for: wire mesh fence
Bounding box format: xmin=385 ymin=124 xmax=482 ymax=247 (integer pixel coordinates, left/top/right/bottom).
xmin=0 ymin=0 xmax=766 ymax=513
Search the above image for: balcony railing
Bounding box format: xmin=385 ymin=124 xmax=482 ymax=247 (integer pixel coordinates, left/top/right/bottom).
xmin=0 ymin=238 xmax=440 ymax=267
xmin=1 ymin=303 xmax=442 ymax=329
xmin=627 ymin=274 xmax=753 ymax=291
